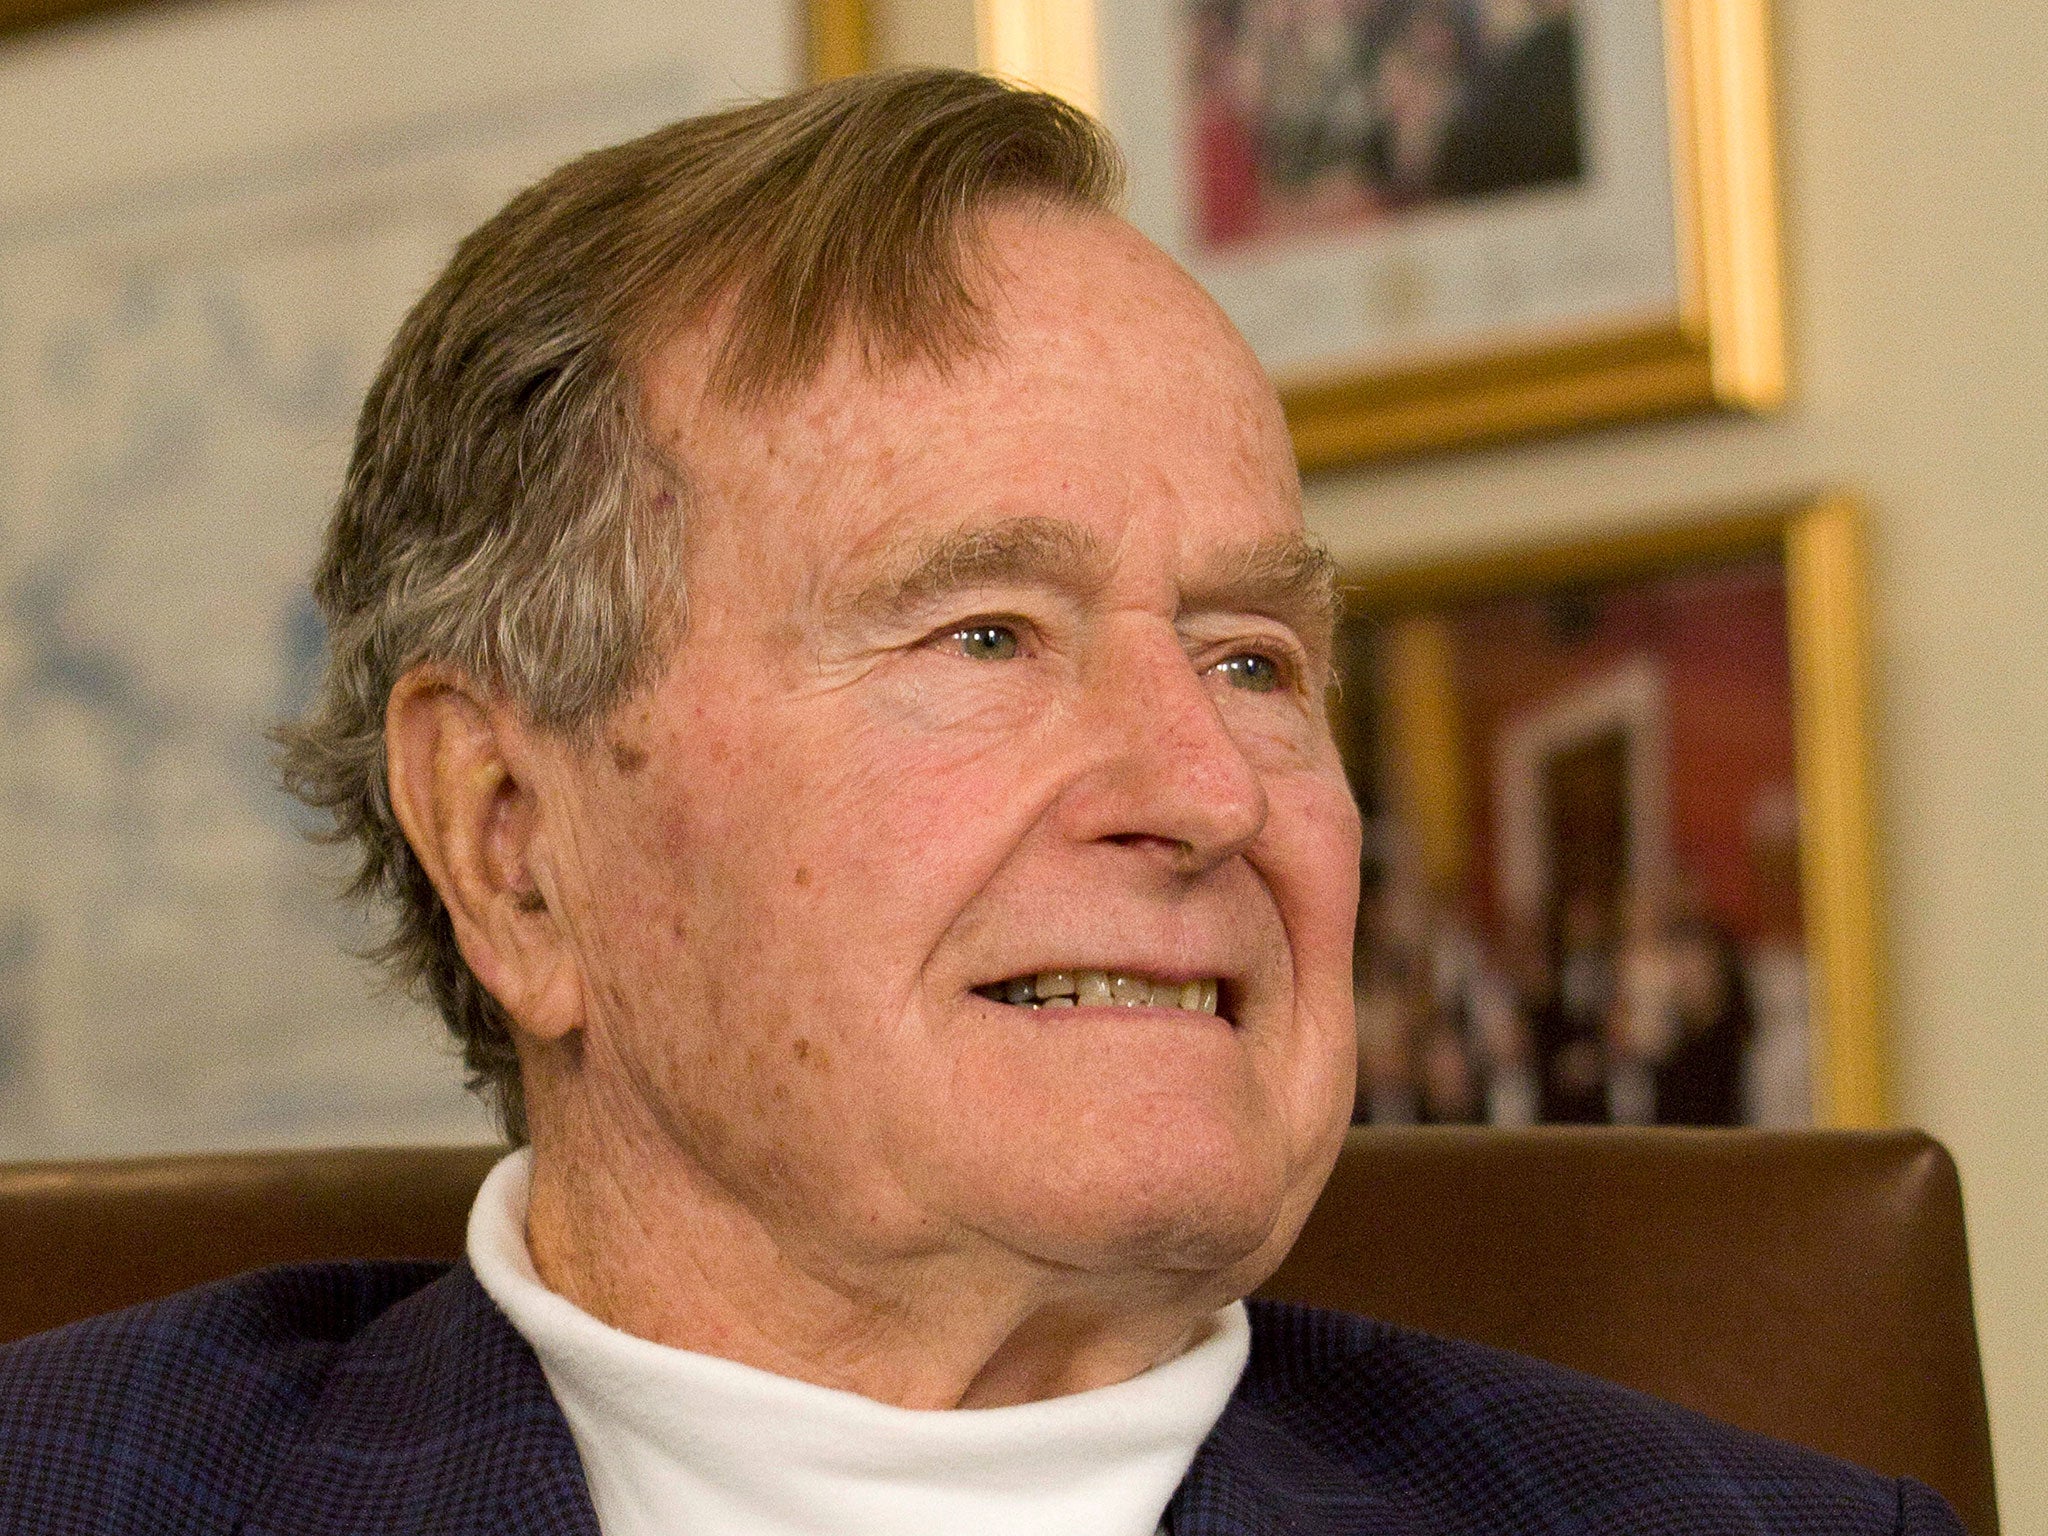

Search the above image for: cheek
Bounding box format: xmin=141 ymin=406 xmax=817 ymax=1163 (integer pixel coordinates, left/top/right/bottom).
xmin=789 ymin=671 xmax=1064 ymax=899
xmin=1254 ymin=770 xmax=1363 ymax=1181
xmin=1253 ymin=774 xmax=1368 ymax=1073
xmin=630 ymin=680 xmax=1053 ymax=1015
xmin=1263 ymin=767 xmax=1364 ymax=981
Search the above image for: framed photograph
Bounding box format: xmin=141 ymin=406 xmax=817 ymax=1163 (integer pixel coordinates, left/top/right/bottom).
xmin=979 ymin=0 xmax=1785 ymax=466
xmin=1333 ymin=495 xmax=1885 ymax=1130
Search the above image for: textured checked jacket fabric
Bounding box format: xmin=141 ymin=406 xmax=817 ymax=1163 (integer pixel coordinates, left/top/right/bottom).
xmin=0 ymin=1260 xmax=1964 ymax=1535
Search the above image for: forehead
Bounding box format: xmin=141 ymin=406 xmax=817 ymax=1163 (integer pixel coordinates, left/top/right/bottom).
xmin=641 ymin=208 xmax=1302 ymax=596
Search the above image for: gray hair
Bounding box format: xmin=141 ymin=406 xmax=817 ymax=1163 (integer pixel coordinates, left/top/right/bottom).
xmin=277 ymin=68 xmax=1124 ymax=1143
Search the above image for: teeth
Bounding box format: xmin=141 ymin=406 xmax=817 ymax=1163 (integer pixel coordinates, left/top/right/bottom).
xmin=1035 ymin=971 xmax=1077 ymax=999
xmin=984 ymin=969 xmax=1223 ymax=1017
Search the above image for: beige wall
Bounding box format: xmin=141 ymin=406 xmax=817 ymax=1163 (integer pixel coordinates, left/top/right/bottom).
xmin=882 ymin=0 xmax=2048 ymax=1517
xmin=874 ymin=0 xmax=980 ymax=71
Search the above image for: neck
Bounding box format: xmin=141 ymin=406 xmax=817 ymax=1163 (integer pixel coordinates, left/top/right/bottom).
xmin=521 ymin=1115 xmax=1222 ymax=1411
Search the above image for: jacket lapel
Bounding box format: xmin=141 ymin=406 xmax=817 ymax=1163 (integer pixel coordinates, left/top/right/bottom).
xmin=1167 ymin=1350 xmax=1420 ymax=1536
xmin=239 ymin=1261 xmax=600 ymax=1536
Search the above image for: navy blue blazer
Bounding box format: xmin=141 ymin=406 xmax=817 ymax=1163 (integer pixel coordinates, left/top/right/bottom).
xmin=0 ymin=1260 xmax=1963 ymax=1534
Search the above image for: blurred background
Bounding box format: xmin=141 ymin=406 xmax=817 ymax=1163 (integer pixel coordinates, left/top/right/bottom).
xmin=1 ymin=0 xmax=2043 ymax=1519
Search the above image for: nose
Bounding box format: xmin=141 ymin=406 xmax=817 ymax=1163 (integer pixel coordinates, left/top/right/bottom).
xmin=1053 ymin=623 xmax=1269 ymax=874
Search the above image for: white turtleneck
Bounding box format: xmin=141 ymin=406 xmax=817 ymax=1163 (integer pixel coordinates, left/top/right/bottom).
xmin=467 ymin=1150 xmax=1250 ymax=1536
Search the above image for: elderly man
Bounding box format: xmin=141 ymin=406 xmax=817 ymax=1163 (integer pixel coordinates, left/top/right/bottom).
xmin=0 ymin=69 xmax=1960 ymax=1536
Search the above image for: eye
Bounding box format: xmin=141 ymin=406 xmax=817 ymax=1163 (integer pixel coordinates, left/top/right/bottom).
xmin=1212 ymin=652 xmax=1284 ymax=693
xmin=945 ymin=623 xmax=1022 ymax=662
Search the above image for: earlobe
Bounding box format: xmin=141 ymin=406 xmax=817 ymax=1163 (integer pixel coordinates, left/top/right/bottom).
xmin=384 ymin=667 xmax=587 ymax=1043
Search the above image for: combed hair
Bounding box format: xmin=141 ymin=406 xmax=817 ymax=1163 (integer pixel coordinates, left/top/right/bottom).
xmin=277 ymin=68 xmax=1124 ymax=1144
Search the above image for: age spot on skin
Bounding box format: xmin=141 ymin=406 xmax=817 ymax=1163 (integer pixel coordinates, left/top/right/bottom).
xmin=609 ymin=740 xmax=648 ymax=773
xmin=793 ymin=865 xmax=813 ymax=888
xmin=793 ymin=1038 xmax=811 ymax=1062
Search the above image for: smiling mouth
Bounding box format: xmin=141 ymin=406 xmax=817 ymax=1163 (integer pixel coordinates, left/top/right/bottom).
xmin=973 ymin=969 xmax=1227 ymax=1020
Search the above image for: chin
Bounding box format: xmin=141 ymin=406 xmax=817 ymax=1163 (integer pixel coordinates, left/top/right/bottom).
xmin=1082 ymin=1184 xmax=1288 ymax=1282
xmin=973 ymin=1095 xmax=1316 ymax=1286
xmin=931 ymin=1006 xmax=1354 ymax=1287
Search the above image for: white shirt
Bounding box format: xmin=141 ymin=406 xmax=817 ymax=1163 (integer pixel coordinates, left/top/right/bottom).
xmin=468 ymin=1150 xmax=1251 ymax=1536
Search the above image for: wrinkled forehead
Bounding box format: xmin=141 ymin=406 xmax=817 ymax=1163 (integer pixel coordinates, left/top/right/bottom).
xmin=638 ymin=208 xmax=1301 ymax=606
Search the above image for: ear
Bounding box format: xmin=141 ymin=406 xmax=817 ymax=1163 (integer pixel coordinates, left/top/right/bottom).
xmin=384 ymin=665 xmax=587 ymax=1043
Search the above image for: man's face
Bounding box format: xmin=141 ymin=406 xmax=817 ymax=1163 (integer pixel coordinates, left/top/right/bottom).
xmin=547 ymin=209 xmax=1360 ymax=1304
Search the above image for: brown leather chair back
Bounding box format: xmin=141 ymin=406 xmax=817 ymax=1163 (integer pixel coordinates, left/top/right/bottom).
xmin=1262 ymin=1128 xmax=1997 ymax=1535
xmin=0 ymin=1128 xmax=1997 ymax=1534
xmin=0 ymin=1144 xmax=500 ymax=1342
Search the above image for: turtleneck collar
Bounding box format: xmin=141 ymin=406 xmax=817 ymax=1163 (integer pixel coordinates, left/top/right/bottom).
xmin=468 ymin=1149 xmax=1251 ymax=1536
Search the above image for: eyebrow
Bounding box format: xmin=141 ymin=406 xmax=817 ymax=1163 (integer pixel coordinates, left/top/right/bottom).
xmin=1182 ymin=533 xmax=1339 ymax=656
xmin=826 ymin=515 xmax=1337 ymax=653
xmin=830 ymin=517 xmax=1111 ymax=627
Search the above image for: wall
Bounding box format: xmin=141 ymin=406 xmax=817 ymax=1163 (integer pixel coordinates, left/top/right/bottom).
xmin=0 ymin=0 xmax=796 ymax=1154
xmin=871 ymin=0 xmax=2048 ymax=1514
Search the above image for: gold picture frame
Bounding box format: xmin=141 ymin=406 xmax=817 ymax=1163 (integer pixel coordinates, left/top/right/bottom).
xmin=0 ymin=0 xmax=110 ymax=34
xmin=3 ymin=0 xmax=873 ymax=85
xmin=980 ymin=0 xmax=1786 ymax=468
xmin=809 ymin=0 xmax=874 ymax=80
xmin=1336 ymin=493 xmax=1884 ymax=1128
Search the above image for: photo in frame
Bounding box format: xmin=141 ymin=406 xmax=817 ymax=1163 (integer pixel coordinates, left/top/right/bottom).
xmin=978 ymin=0 xmax=1785 ymax=465
xmin=1332 ymin=497 xmax=1886 ymax=1129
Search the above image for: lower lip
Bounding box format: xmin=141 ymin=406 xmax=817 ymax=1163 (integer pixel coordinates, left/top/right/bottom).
xmin=978 ymin=997 xmax=1234 ymax=1026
